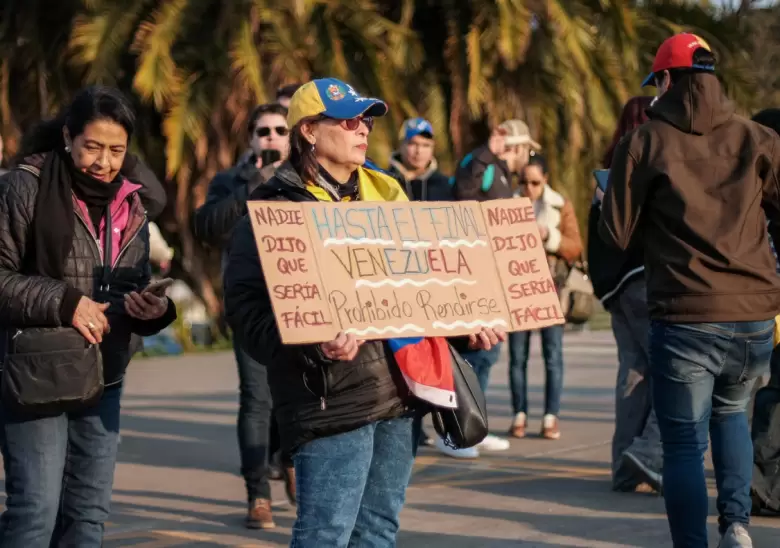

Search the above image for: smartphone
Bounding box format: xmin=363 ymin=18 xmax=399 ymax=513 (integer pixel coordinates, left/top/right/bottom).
xmin=593 ymin=169 xmax=610 ymax=193
xmin=142 ymin=278 xmax=175 ymax=297
xmin=260 ymin=149 xmax=281 ymax=166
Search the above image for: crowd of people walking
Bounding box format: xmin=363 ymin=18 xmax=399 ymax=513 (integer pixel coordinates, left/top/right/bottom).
xmin=0 ymin=30 xmax=779 ymax=548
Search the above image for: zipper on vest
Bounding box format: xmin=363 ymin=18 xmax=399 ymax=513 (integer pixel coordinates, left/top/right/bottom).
xmin=74 ymin=211 xmax=104 ymax=265
xmin=112 ymin=212 xmax=147 ymax=269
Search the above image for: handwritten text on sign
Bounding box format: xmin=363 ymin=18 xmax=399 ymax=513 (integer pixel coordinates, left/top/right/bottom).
xmin=248 ymin=198 xmax=563 ymax=344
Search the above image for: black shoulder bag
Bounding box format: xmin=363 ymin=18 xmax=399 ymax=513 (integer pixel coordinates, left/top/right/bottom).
xmin=1 ymin=206 xmax=108 ymax=416
xmin=430 ymin=344 xmax=489 ymax=449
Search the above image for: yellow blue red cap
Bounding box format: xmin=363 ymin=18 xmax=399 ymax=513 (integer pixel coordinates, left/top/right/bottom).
xmin=287 ymin=78 xmax=388 ymax=128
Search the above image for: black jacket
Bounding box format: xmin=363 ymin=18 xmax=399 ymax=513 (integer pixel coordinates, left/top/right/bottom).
xmin=453 ymin=145 xmax=514 ymax=201
xmin=387 ymin=153 xmax=453 ymax=201
xmin=121 ymin=153 xmax=167 ymax=220
xmin=588 ymin=201 xmax=644 ymax=307
xmin=192 ymin=157 xmax=269 ymax=249
xmin=0 ymin=156 xmax=177 ymax=386
xmin=224 ymin=163 xmax=471 ymax=453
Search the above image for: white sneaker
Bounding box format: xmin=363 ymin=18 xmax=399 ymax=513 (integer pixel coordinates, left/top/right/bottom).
xmin=434 ymin=437 xmax=480 ymax=459
xmin=718 ymin=523 xmax=752 ymax=548
xmin=478 ymin=434 xmax=511 ymax=452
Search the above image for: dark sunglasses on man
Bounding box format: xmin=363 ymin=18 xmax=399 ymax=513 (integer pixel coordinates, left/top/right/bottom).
xmin=256 ymin=126 xmax=289 ymax=137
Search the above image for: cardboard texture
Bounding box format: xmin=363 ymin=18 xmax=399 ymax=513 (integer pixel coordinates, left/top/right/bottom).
xmin=481 ymin=199 xmax=566 ymax=331
xmin=247 ymin=198 xmax=564 ymax=344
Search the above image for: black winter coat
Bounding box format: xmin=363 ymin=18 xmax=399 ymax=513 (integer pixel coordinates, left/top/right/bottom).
xmin=0 ymin=155 xmax=177 ymax=386
xmin=224 ymin=164 xmax=474 ymax=453
xmin=223 ymin=164 xmax=414 ymax=453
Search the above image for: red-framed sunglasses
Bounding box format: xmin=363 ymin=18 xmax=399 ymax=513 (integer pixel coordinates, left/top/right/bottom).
xmin=338 ymin=116 xmax=374 ymax=132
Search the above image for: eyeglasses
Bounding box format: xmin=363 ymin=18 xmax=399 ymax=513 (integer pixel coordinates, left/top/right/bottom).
xmin=256 ymin=126 xmax=289 ymax=138
xmin=339 ymin=116 xmax=374 ymax=132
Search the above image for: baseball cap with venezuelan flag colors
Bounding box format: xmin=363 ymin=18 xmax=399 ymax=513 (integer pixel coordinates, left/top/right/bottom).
xmin=287 ymin=78 xmax=388 ymax=128
xmin=641 ymin=33 xmax=715 ymax=87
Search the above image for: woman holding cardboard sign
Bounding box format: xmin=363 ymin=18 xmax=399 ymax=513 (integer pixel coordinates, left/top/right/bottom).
xmin=224 ymin=78 xmax=504 ymax=547
xmin=509 ymin=154 xmax=583 ymax=441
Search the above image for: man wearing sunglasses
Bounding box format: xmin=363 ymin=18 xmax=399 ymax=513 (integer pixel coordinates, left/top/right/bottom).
xmin=192 ymin=102 xmax=294 ymax=530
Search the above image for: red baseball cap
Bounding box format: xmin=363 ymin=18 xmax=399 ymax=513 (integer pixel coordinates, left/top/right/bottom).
xmin=641 ymin=33 xmax=714 ymax=87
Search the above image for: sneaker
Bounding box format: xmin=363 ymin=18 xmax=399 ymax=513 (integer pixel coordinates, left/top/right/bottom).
xmin=434 ymin=436 xmax=480 ymax=459
xmin=718 ymin=523 xmax=752 ymax=548
xmin=541 ymin=414 xmax=560 ymax=440
xmin=246 ymin=498 xmax=275 ymax=529
xmin=509 ymin=412 xmax=527 ymax=438
xmin=622 ymin=451 xmax=663 ymax=493
xmin=478 ymin=434 xmax=511 ymax=452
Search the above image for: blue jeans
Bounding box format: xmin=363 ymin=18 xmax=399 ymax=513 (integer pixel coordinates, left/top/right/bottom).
xmin=0 ymin=385 xmax=122 ymax=547
xmin=509 ymin=325 xmax=565 ymax=416
xmin=650 ymin=320 xmax=774 ymax=547
xmin=461 ymin=343 xmax=503 ymax=395
xmin=291 ymin=415 xmax=418 ymax=548
xmin=235 ymin=341 xmax=277 ymax=501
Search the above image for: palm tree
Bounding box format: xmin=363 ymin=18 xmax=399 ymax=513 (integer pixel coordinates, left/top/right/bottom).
xmin=1 ymin=0 xmax=754 ymax=326
xmin=67 ymin=0 xmax=420 ymax=322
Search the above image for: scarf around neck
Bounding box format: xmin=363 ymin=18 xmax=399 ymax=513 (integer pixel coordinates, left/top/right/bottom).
xmin=31 ymin=149 xmax=121 ymax=279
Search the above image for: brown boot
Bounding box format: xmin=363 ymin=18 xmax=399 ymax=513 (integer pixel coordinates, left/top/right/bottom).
xmin=246 ymin=499 xmax=275 ymax=529
xmin=509 ymin=412 xmax=527 ymax=438
xmin=541 ymin=414 xmax=560 ymax=440
xmin=283 ymin=465 xmax=297 ymax=505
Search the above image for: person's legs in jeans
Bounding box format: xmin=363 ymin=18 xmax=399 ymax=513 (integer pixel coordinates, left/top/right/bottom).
xmin=651 ymin=320 xmax=721 ymax=546
xmin=291 ymin=422 xmax=376 ymax=547
xmin=651 ymin=320 xmax=772 ymax=546
xmin=235 ymin=342 xmax=273 ymax=504
xmin=710 ymin=321 xmax=772 ymax=537
xmin=51 ymin=385 xmax=122 ymax=547
xmin=0 ymin=407 xmax=68 ymax=546
xmin=348 ymin=416 xmax=417 ymax=548
xmin=609 ymin=280 xmax=662 ymax=491
xmin=508 ymin=330 xmax=531 ymax=420
xmin=462 ymin=344 xmax=502 ymax=396
xmin=540 ymin=324 xmax=565 ymax=417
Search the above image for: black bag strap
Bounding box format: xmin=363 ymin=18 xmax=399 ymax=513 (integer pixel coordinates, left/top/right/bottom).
xmin=101 ymin=205 xmax=112 ymax=292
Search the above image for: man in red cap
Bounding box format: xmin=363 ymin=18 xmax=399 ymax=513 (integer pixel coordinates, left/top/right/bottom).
xmin=600 ymin=32 xmax=780 ymax=548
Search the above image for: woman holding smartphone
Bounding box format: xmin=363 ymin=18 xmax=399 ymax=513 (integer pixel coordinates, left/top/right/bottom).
xmin=0 ymin=86 xmax=177 ymax=545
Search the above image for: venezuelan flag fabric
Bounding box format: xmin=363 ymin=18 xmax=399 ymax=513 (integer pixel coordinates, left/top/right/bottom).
xmin=387 ymin=337 xmax=457 ymax=409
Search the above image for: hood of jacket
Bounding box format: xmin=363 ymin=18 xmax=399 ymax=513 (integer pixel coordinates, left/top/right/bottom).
xmin=647 ymin=73 xmax=735 ymax=136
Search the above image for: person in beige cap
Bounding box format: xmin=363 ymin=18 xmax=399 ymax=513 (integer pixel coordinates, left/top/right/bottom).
xmin=453 ymin=119 xmax=540 ymax=201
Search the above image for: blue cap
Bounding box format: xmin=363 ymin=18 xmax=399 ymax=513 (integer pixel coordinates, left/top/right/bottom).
xmin=400 ymin=117 xmax=435 ymax=141
xmin=288 ymin=78 xmax=389 ymax=127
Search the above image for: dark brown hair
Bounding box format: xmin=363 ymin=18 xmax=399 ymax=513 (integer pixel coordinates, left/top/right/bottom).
xmin=247 ymin=103 xmax=288 ymax=134
xmin=289 ymin=121 xmax=319 ymax=184
xmin=603 ymin=96 xmax=652 ymax=168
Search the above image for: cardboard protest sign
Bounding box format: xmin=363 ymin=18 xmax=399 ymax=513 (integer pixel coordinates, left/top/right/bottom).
xmin=247 ymin=197 xmax=564 ymax=344
xmin=481 ymin=199 xmax=565 ymax=331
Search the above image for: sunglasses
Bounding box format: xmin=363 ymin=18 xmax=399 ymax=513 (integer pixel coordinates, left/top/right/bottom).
xmin=338 ymin=116 xmax=374 ymax=132
xmin=256 ymin=126 xmax=289 ymax=138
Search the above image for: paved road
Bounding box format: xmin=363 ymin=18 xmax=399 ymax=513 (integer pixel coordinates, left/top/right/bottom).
xmin=57 ymin=331 xmax=780 ymax=546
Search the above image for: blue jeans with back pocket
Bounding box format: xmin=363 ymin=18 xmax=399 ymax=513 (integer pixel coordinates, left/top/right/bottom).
xmin=650 ymin=320 xmax=774 ymax=547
